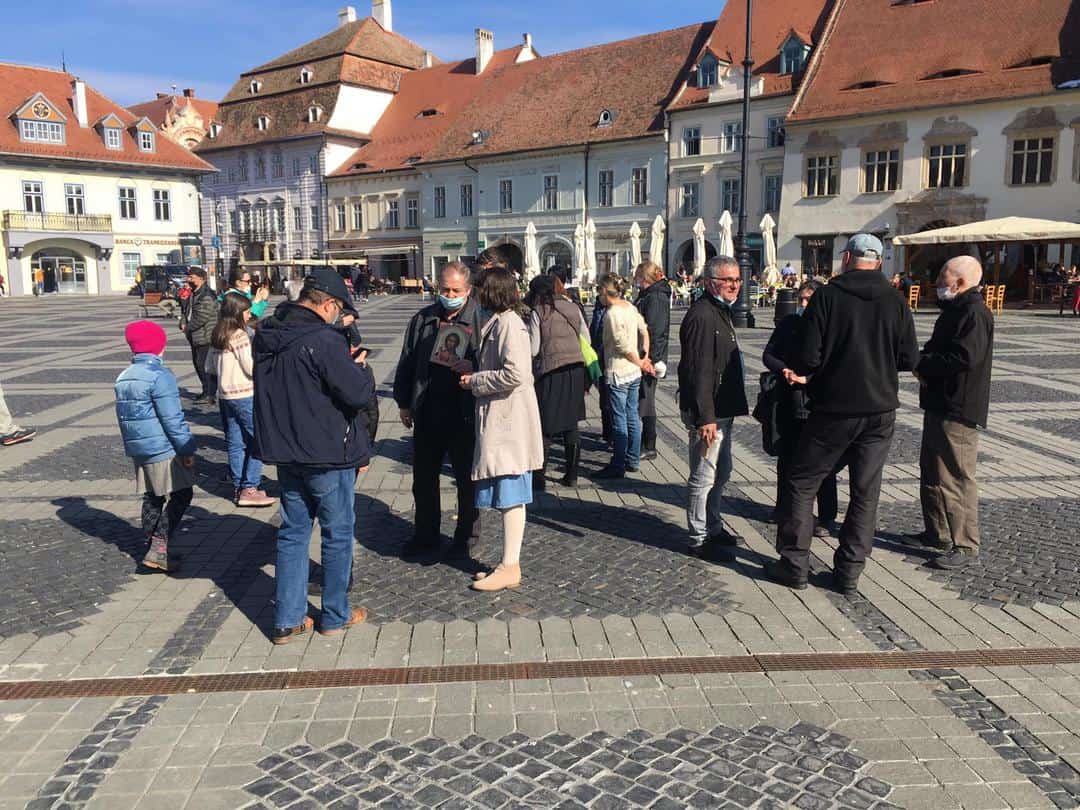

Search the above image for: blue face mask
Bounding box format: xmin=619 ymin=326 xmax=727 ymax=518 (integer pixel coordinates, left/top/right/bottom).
xmin=439 ymin=294 xmax=466 ymax=312
xmin=795 ymin=306 xmax=805 ymax=316
xmin=710 ymin=293 xmax=731 ymax=307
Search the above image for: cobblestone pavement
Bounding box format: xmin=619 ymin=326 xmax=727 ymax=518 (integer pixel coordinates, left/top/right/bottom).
xmin=2 ymin=295 xmax=1080 ymax=809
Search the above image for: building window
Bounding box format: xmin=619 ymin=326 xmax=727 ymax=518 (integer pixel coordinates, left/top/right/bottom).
xmin=1010 ymin=136 xmax=1054 ymax=185
xmin=227 ymin=166 xmax=236 ymax=183
xmin=139 ymin=131 xmax=155 ymax=152
xmin=104 ymin=127 xmax=122 ymax=150
xmin=598 ymin=170 xmax=614 ymax=207
xmin=20 ymin=119 xmax=64 ymax=144
xmin=499 ymin=179 xmax=513 ymax=213
xmin=680 ymin=182 xmax=699 ymax=217
xmin=863 ymin=148 xmax=900 ymax=192
xmin=764 ymin=174 xmax=782 ymax=212
xmin=256 ymin=116 xmax=270 ymax=132
xmin=310 ymin=205 xmax=320 ymax=231
xmin=406 ymin=198 xmax=419 ymax=228
xmin=683 ymin=127 xmax=701 ymax=157
xmin=767 ymin=117 xmax=785 ymax=149
xmin=273 ymin=206 xmax=285 ymax=233
xmin=927 ymin=143 xmax=967 ymax=188
xmin=721 ymin=178 xmax=741 ymax=214
xmin=631 ymin=168 xmax=648 ymax=205
xmin=806 ymin=154 xmax=839 ymax=197
xmin=118 ymin=186 xmax=137 ymax=219
xmin=307 ymin=106 xmax=322 ymax=123
xmin=64 ymin=183 xmax=85 ymax=215
xmin=237 ymin=156 xmax=248 ymax=181
xmin=543 ymin=175 xmax=559 ymax=211
xmin=386 ymin=200 xmax=399 ymax=229
xmin=780 ymin=39 xmax=809 ymax=75
xmin=294 ymin=206 xmax=303 ymax=231
xmin=255 ymin=155 xmax=266 ymax=179
xmin=271 ymin=152 xmax=284 ymax=178
xmin=249 ymin=79 xmax=262 ymax=94
xmin=309 ymin=154 xmax=319 ymax=174
xmin=433 ymin=186 xmax=446 ymax=218
xmin=460 ymin=183 xmax=473 ymax=217
xmin=698 ymin=55 xmax=718 ymax=88
xmin=292 ymin=158 xmax=302 ymax=176
xmin=335 ymin=204 xmax=347 ymax=231
xmin=121 ymin=252 xmax=141 ymax=280
xmin=153 ymin=189 xmax=171 ymax=221
xmin=22 ymin=181 xmax=43 ymax=213
xmin=721 ymin=121 xmax=742 ymax=153
xmin=214 ymin=209 xmax=225 ymax=235
xmin=300 ymin=67 xmax=313 ymax=84
xmin=209 ymin=123 xmax=221 ymax=139
xmin=352 ymin=202 xmax=363 ymax=231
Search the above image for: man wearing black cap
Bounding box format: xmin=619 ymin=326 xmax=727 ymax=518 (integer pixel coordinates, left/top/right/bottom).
xmin=766 ymin=234 xmax=918 ymax=596
xmin=180 ymin=267 xmax=220 ymax=404
xmin=252 ymin=268 xmax=374 ymax=645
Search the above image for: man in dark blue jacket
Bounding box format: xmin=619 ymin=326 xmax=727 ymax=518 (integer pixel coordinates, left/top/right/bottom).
xmin=253 ymin=269 xmax=374 ymax=644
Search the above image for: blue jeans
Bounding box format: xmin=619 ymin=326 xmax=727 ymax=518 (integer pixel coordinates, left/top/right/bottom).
xmin=219 ymin=397 xmax=262 ymax=490
xmin=608 ymin=378 xmax=642 ymax=472
xmin=275 ymin=466 xmax=356 ymax=631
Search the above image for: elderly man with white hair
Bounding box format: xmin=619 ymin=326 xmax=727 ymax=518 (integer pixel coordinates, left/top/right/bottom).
xmin=904 ymin=255 xmax=994 ymax=570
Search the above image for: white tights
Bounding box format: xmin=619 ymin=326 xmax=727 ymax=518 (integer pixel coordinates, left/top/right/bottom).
xmin=500 ymin=504 xmax=525 ymax=565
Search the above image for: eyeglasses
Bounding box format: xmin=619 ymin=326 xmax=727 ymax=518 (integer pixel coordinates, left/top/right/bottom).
xmin=236 ymin=278 xmax=252 ymax=286
xmin=709 ymin=277 xmax=742 ymax=286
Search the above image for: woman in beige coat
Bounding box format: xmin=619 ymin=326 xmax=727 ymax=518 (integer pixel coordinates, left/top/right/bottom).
xmin=459 ymin=267 xmax=544 ymax=592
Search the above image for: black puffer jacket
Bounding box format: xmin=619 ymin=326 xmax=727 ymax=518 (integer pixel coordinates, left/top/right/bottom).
xmin=183 ymin=284 xmax=219 ymax=348
xmin=916 ymin=288 xmax=994 ymax=428
xmin=678 ymin=295 xmax=748 ymax=427
xmin=635 ymin=279 xmax=672 ymax=364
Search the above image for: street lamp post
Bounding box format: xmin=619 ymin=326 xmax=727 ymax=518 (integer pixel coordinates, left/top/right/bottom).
xmin=731 ymin=0 xmax=755 ymax=328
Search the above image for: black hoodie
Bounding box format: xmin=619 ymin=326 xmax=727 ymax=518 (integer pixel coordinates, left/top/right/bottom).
xmin=635 ymin=278 xmax=672 ymax=364
xmin=252 ymin=302 xmax=375 ymax=468
xmin=791 ymin=270 xmax=918 ymax=416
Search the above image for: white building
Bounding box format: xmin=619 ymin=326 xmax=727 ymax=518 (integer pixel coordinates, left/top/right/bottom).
xmin=0 ymin=63 xmax=212 ymax=295
xmin=777 ymin=0 xmax=1080 ymax=284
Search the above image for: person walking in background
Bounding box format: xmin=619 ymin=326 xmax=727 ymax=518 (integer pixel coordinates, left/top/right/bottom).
xmin=115 ymin=321 xmax=196 ymax=573
xmin=33 ymin=267 xmax=44 ymax=296
xmin=763 ymin=279 xmax=838 ymax=537
xmin=678 ymin=256 xmax=749 ymax=556
xmin=0 ymin=272 xmax=6 ymax=296
xmin=0 ymin=381 xmax=36 ymax=446
xmin=594 ymin=274 xmax=653 ymax=480
xmin=394 ymin=261 xmax=484 ymax=559
xmin=179 ymin=267 xmax=220 ymax=405
xmin=252 ymin=269 xmax=375 ymax=644
xmin=905 ymin=256 xmax=994 ymax=570
xmin=768 ymin=234 xmax=918 ymax=595
xmin=461 ymin=266 xmax=544 ymax=592
xmin=634 ymin=260 xmax=671 ymax=461
xmin=525 ymin=274 xmax=589 ymax=489
xmin=588 ymin=291 xmax=614 ymax=446
xmin=221 ymin=267 xmax=271 ymax=321
xmin=212 ymin=294 xmax=276 ymax=509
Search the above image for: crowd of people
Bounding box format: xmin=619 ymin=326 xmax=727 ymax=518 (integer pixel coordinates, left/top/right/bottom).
xmin=104 ymin=231 xmax=995 ymax=644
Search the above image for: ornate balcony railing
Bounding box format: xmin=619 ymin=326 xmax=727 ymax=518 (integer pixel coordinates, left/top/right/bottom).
xmin=2 ymin=210 xmax=113 ymax=233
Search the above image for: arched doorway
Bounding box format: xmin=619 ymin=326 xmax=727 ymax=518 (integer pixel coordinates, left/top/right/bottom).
xmin=31 ymin=247 xmax=88 ymax=294
xmin=674 ymin=239 xmax=716 ymax=276
xmin=539 ymin=240 xmax=571 ymax=272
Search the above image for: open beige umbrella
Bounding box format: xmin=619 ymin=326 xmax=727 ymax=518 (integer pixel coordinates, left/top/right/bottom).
xmin=692 ymin=218 xmax=707 ymax=274
xmin=718 ymin=210 xmax=735 ymax=258
xmin=648 ymin=214 xmax=665 ymax=267
xmin=524 ymin=222 xmax=540 ymax=280
xmin=583 ymin=218 xmax=597 ymax=284
xmin=629 ymin=221 xmax=642 ymax=268
xmin=573 ymin=223 xmax=585 ymax=283
xmin=759 ymin=213 xmax=780 ymax=286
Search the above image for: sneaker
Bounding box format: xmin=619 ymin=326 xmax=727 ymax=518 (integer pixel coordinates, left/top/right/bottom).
xmin=764 ymin=559 xmax=808 ymax=590
xmin=707 ymin=528 xmax=744 ymax=547
xmin=640 ymin=449 xmax=658 ymax=461
xmin=0 ymin=428 xmax=36 ymax=447
xmin=591 ymin=465 xmax=625 ymax=480
xmin=900 ymin=531 xmax=951 ymax=552
xmin=625 ymin=465 xmax=640 ymax=474
xmin=272 ymin=616 xmax=315 ymax=645
xmin=192 ymin=394 xmax=210 ymax=404
xmin=236 ymin=487 xmax=278 ymax=508
xmin=141 ymin=537 xmax=171 ymax=573
xmin=930 ymin=548 xmax=976 ymax=570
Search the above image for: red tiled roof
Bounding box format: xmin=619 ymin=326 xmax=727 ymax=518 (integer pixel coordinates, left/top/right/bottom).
xmin=0 ymin=63 xmax=214 ymax=172
xmin=421 ymin=23 xmax=714 ymax=163
xmin=128 ymin=93 xmax=219 ymax=130
xmin=669 ymin=0 xmax=834 ymax=110
xmin=787 ymin=0 xmax=1080 ymax=123
xmin=251 ymin=17 xmax=431 ymax=72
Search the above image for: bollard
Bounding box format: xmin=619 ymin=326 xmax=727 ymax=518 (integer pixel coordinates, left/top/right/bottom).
xmin=775 ymin=287 xmax=798 ymax=324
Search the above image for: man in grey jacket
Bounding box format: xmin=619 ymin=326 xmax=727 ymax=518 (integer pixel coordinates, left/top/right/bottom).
xmin=180 ymin=267 xmax=220 ymax=405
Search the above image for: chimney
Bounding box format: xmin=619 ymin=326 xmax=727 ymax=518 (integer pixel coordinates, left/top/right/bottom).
xmin=182 ymin=88 xmax=194 ymax=98
xmin=475 ymin=28 xmax=494 ymax=74
xmin=371 ymin=0 xmax=391 ymax=31
xmin=423 ymin=51 xmax=434 ymax=69
xmin=155 ymin=92 xmax=169 ymax=99
xmin=71 ymin=78 xmax=88 ymax=128
xmin=523 ymin=33 xmax=532 ymax=49
xmin=516 ymin=32 xmax=537 ymax=63
xmin=338 ymin=5 xmax=357 ymax=27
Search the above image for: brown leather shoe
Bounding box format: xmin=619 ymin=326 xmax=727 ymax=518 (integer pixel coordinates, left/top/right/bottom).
xmin=319 ymin=607 xmax=368 ymax=636
xmin=272 ymin=616 xmax=314 ymax=645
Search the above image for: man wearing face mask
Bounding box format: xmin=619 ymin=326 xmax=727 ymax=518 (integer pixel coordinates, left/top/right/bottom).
xmin=678 ymin=255 xmax=749 ymax=556
xmin=904 ymin=255 xmax=993 ymax=570
xmin=767 ymin=234 xmax=918 ymax=595
xmin=252 ymin=268 xmax=375 ymax=644
xmin=393 ymin=262 xmax=486 ymax=559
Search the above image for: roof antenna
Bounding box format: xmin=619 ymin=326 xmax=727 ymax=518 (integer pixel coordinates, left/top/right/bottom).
xmin=171 ymin=83 xmax=177 ymax=95
xmin=61 ymin=50 xmax=67 ymax=72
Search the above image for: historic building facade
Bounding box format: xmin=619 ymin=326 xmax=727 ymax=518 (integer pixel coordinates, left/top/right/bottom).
xmin=0 ymin=64 xmax=212 ymax=296
xmin=128 ymin=89 xmax=219 ymax=150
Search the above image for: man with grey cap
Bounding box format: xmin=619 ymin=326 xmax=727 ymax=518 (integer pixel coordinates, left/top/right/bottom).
xmin=767 ymin=234 xmax=918 ymax=595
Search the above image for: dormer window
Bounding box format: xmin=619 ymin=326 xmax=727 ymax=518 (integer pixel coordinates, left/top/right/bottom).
xmin=249 ymin=79 xmax=262 ymax=94
xmin=300 ymin=67 xmax=313 ymax=84
xmin=104 ymin=127 xmax=122 ymax=149
xmin=780 ymin=36 xmax=810 ymax=75
xmin=921 ymin=68 xmax=981 ymax=80
xmin=139 ymin=130 xmax=155 ymax=152
xmin=209 ymin=122 xmax=222 ymax=139
xmin=20 ymin=119 xmax=64 ymax=144
xmin=257 ymin=115 xmax=270 ymax=131
xmin=15 ymin=93 xmax=67 ymax=144
xmin=698 ymin=54 xmax=718 ymax=88
xmin=597 ymin=109 xmax=614 ymax=128
xmin=417 ymin=108 xmax=438 ymax=118
xmin=307 ymin=106 xmax=323 ymax=123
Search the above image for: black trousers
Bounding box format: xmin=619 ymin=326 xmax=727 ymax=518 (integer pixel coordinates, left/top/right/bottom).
xmin=141 ymin=487 xmax=193 ymax=544
xmin=598 ymin=379 xmax=614 ymax=443
xmin=639 ymin=375 xmax=658 ymax=451
xmin=189 ymin=340 xmax=217 ymax=398
xmin=412 ymin=420 xmax=480 ymax=545
xmin=776 ymin=421 xmax=839 ymax=525
xmin=776 ymin=411 xmax=895 ymax=581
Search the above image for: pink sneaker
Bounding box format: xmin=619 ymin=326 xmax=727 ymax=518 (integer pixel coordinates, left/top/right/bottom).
xmin=236 ymin=488 xmax=278 ymax=508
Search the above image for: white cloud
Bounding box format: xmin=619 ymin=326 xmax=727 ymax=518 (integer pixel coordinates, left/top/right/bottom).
xmin=77 ymin=68 xmax=231 ymax=106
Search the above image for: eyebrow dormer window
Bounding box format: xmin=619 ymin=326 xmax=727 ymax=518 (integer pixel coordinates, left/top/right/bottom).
xmin=139 ymin=131 xmax=155 ymax=152
xmin=209 ymin=123 xmax=221 ymax=139
xmin=300 ymin=67 xmax=313 ymax=84
xmin=598 ymin=109 xmax=614 ymax=127
xmin=257 ymin=115 xmax=270 ymax=131
xmin=104 ymin=127 xmax=122 ymax=149
xmin=249 ymin=79 xmax=262 ymax=94
xmin=307 ymin=106 xmax=323 ymax=123
xmin=698 ymin=55 xmax=718 ymax=88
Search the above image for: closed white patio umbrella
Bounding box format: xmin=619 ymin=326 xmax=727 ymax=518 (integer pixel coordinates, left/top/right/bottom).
xmin=648 ymin=214 xmax=665 ymax=267
xmin=629 ymin=221 xmax=642 ymax=269
xmin=524 ymin=222 xmax=540 ymax=280
xmin=583 ymin=218 xmax=597 ymax=284
xmin=718 ymin=210 xmax=735 ymax=258
xmin=692 ymin=218 xmax=707 ymax=274
xmin=573 ymin=223 xmax=585 ymax=283
xmin=759 ymin=213 xmax=780 ymax=285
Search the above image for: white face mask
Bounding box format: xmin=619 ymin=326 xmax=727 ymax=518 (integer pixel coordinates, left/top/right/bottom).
xmin=937 ymin=286 xmax=957 ymax=301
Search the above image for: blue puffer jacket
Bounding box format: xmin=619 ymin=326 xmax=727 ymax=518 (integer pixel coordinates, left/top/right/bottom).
xmin=115 ymin=355 xmax=196 ymax=464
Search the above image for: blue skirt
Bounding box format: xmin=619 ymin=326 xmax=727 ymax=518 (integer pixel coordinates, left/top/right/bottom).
xmin=475 ymin=472 xmax=533 ymax=509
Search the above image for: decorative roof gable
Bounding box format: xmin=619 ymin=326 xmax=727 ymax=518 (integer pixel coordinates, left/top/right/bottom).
xmin=12 ymin=91 xmax=67 ymax=123
xmin=96 ymin=112 xmax=125 ymax=129
xmin=132 ymin=116 xmax=156 ymax=133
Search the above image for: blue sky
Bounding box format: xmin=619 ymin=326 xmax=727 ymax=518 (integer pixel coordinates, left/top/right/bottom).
xmin=4 ymin=0 xmax=720 ymax=106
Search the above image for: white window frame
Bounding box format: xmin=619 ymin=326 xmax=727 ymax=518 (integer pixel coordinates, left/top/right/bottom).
xmin=309 ymin=154 xmax=319 ymax=174
xmin=153 ymin=189 xmax=171 ymax=221
xmin=698 ymin=56 xmax=718 ymax=88
xmin=682 ymin=126 xmax=702 ymax=157
xmin=764 ymin=173 xmax=782 ymax=212
xmin=294 ymin=206 xmax=303 ymax=231
xmin=307 ymin=107 xmax=322 ymax=123
xmin=335 ymin=203 xmax=347 ymax=231
xmin=460 ymin=183 xmax=473 ymax=217
xmin=543 ymin=175 xmax=559 ymax=211
xmin=310 ymin=205 xmax=320 ymax=231
xmin=256 ymin=116 xmax=270 ymax=132
xmin=292 ymin=158 xmax=302 ymax=176
xmin=249 ymin=79 xmax=261 ymax=94
xmin=300 ymin=67 xmax=313 ymax=84
xmin=721 ymin=177 xmax=741 ymax=215
xmin=122 ymin=252 xmax=141 ymax=280
xmin=271 ymin=151 xmax=284 ymax=178
xmin=1009 ymin=135 xmax=1056 ymax=186
xmin=386 ymin=199 xmax=400 ymax=229
xmin=254 ymin=155 xmax=266 ymax=179
xmin=20 ymin=119 xmax=64 ymax=144
xmin=139 ymin=130 xmax=155 ymax=152
xmin=805 ymin=154 xmax=839 ymax=197
xmin=926 ymin=142 xmax=969 ymax=189
xmin=237 ymin=157 xmax=248 ymax=181
xmin=767 ymin=117 xmax=785 ymax=149
xmin=352 ymin=202 xmax=363 ymax=231
xmin=597 ymin=169 xmax=614 ymax=207
xmin=499 ymin=179 xmax=513 ymax=213
xmin=433 ymin=186 xmax=446 ymax=219
xmin=863 ymin=147 xmax=901 ymax=193
xmin=64 ymin=183 xmax=85 ymax=216
xmin=104 ymin=127 xmax=122 ymax=150
xmin=406 ymin=198 xmax=419 ymax=229
xmin=631 ymin=168 xmax=648 ymax=206
xmin=680 ymin=182 xmax=699 ymax=217
xmin=22 ymin=180 xmax=44 ymax=213
xmin=721 ymin=121 xmax=742 ymax=154
xmin=118 ymin=186 xmax=137 ymax=219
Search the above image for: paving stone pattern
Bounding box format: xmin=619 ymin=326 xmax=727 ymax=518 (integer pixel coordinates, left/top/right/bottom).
xmin=2 ymin=392 xmax=83 ymax=417
xmin=11 ymin=366 xmax=130 ymax=385
xmin=241 ymin=724 xmax=897 ymax=810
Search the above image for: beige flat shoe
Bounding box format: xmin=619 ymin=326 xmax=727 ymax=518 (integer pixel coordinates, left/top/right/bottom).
xmin=470 ymin=563 xmax=521 ymax=592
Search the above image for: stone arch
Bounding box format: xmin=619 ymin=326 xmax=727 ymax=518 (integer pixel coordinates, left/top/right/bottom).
xmin=674 ymin=238 xmax=717 ymax=274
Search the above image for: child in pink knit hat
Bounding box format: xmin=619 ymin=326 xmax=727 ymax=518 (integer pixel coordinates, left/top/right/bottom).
xmin=115 ymin=321 xmax=197 ymax=572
